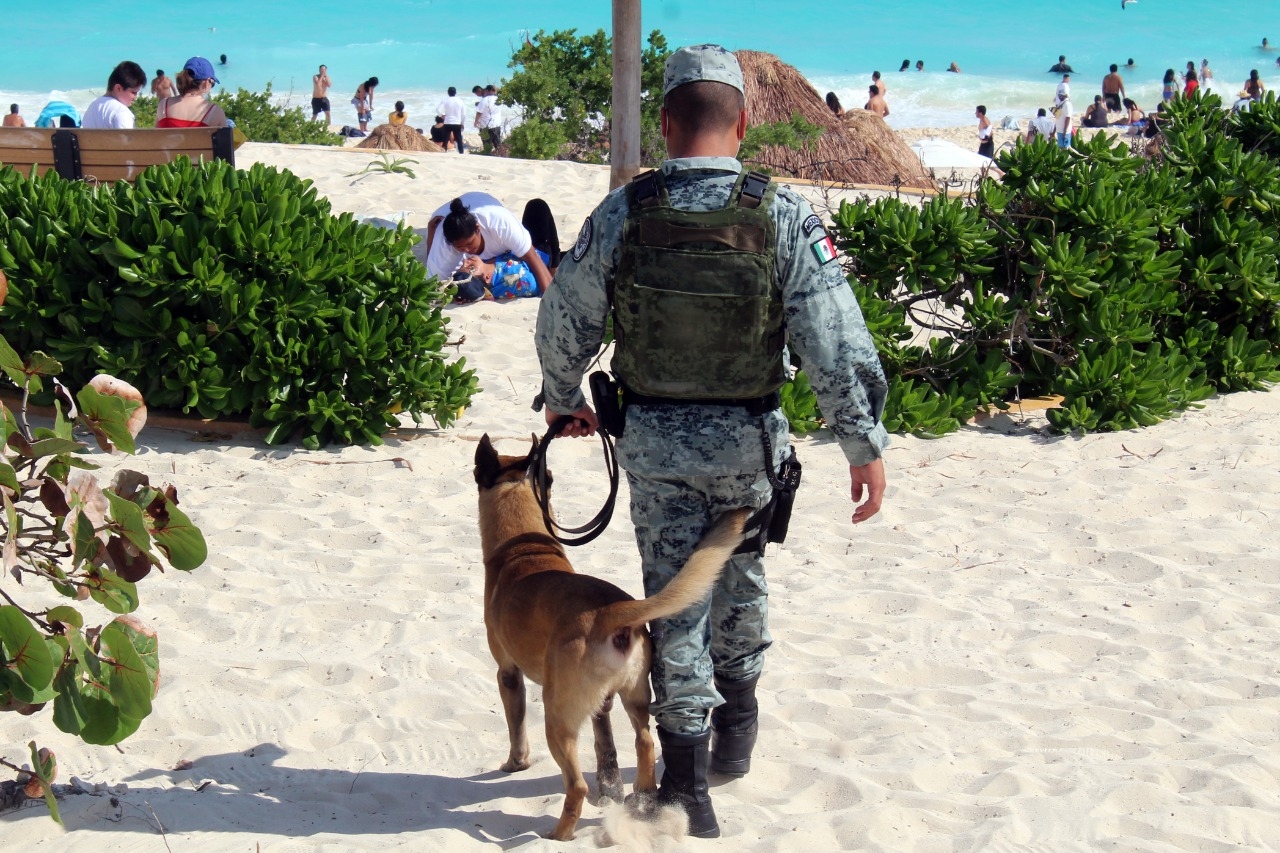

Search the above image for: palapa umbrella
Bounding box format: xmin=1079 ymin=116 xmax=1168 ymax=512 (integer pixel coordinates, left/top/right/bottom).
xmin=356 ymin=124 xmax=443 ymax=153
xmin=734 ymin=50 xmax=934 ymax=190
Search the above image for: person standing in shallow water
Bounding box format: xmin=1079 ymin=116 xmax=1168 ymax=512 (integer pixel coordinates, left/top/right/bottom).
xmin=534 ymin=43 xmax=888 ymax=839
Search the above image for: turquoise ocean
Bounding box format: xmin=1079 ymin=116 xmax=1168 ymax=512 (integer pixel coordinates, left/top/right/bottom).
xmin=3 ymin=0 xmax=1279 ymax=128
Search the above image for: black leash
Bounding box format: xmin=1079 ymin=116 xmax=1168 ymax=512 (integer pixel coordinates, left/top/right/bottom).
xmin=527 ymin=415 xmax=620 ymax=546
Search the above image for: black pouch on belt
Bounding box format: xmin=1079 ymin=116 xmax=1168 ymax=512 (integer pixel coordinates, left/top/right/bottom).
xmin=589 ymin=371 xmax=626 ymax=438
xmin=766 ymin=448 xmax=802 ymax=544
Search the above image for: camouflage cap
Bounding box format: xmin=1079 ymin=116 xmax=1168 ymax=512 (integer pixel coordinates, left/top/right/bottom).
xmin=663 ymin=44 xmax=744 ymax=97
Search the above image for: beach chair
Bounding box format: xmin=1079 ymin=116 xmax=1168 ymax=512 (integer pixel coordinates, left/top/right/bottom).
xmin=0 ymin=126 xmax=235 ymax=182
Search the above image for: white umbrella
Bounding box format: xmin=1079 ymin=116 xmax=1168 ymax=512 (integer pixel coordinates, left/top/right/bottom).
xmin=909 ymin=137 xmax=994 ymax=170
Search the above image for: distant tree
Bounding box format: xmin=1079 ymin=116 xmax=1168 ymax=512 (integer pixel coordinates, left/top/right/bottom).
xmin=501 ymin=28 xmax=669 ymax=163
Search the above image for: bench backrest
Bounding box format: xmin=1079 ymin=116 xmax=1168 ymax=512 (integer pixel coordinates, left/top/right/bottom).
xmin=0 ymin=127 xmax=235 ymax=182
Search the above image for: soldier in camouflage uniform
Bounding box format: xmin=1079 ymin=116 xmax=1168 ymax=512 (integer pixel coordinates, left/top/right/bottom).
xmin=533 ymin=44 xmax=889 ymax=838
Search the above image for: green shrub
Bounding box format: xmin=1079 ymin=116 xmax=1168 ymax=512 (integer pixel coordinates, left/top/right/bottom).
xmin=502 ymin=28 xmax=669 ymax=163
xmin=130 ymin=85 xmax=340 ymax=146
xmin=786 ymin=96 xmax=1280 ymax=438
xmin=0 ymin=339 xmax=205 ymax=822
xmin=0 ymin=159 xmax=477 ymax=448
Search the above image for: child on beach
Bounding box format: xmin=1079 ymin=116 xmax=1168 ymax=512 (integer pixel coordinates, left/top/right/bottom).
xmin=389 ymin=101 xmax=407 ymax=126
xmin=81 ymin=61 xmax=146 ymax=129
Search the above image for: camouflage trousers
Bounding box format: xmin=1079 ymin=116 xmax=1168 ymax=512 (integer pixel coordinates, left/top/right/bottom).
xmin=627 ymin=470 xmax=774 ymax=736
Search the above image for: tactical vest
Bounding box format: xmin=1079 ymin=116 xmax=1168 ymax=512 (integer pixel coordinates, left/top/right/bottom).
xmin=611 ymin=168 xmax=788 ymax=401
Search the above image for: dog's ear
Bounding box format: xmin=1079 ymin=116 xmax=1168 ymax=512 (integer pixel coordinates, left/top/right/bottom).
xmin=474 ymin=434 xmax=501 ymax=487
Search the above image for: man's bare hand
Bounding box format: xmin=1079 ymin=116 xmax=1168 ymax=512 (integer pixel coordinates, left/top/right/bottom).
xmin=850 ymin=458 xmax=885 ymax=523
xmin=546 ymin=404 xmax=599 ymax=437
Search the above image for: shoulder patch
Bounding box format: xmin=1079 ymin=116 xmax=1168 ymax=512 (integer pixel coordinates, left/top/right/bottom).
xmin=802 ymin=214 xmax=823 ymax=236
xmin=810 ymin=235 xmax=838 ymax=265
xmin=571 ymin=217 xmax=593 ymax=262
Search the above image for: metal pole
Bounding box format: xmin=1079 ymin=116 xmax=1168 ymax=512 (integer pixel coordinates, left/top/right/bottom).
xmin=611 ymin=0 xmax=642 ymax=190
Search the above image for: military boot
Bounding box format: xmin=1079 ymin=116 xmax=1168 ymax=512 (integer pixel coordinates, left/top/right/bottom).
xmin=710 ymin=673 xmax=759 ymax=776
xmin=656 ymin=726 xmax=720 ymax=838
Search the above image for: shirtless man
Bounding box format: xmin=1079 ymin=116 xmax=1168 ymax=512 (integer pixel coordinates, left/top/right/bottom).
xmin=865 ymin=85 xmax=889 ymax=117
xmin=2 ymin=104 xmax=24 ymax=127
xmin=1102 ymin=64 xmax=1126 ymax=112
xmin=151 ymin=69 xmax=176 ymax=99
xmin=871 ymin=69 xmax=887 ymax=99
xmin=312 ymin=64 xmax=332 ymax=124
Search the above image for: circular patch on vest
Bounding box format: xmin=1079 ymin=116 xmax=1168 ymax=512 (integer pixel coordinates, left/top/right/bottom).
xmin=571 ymin=217 xmax=593 ymax=262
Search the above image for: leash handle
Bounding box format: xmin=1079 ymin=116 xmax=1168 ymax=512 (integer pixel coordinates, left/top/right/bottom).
xmin=529 ymin=416 xmax=620 ymax=546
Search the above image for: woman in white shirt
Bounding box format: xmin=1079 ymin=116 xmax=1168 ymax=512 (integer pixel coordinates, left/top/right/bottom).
xmin=426 ymin=193 xmax=553 ymax=298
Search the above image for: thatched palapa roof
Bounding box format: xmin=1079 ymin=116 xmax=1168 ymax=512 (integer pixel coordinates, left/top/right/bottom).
xmin=356 ymin=124 xmax=443 ymax=153
xmin=735 ymin=50 xmax=933 ymax=190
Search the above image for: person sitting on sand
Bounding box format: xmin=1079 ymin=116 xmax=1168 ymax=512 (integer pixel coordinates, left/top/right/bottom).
xmin=389 ymin=101 xmax=407 ymax=126
xmin=429 ymin=115 xmax=450 ymax=148
xmin=425 ymin=194 xmax=554 ymax=301
xmin=1024 ymin=107 xmax=1055 ymax=143
xmin=3 ymin=104 xmax=24 ymax=127
xmin=156 ymin=57 xmax=228 ymax=128
xmin=1082 ymin=95 xmax=1109 ymax=128
xmin=865 ymin=86 xmax=889 ymax=118
xmin=151 ymin=69 xmax=176 ymax=99
xmin=1121 ymin=98 xmax=1146 ymax=134
xmin=825 ymin=91 xmax=845 ymax=116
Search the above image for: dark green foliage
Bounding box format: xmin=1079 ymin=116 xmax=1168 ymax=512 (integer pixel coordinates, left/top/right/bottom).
xmin=502 ymin=28 xmax=669 ymax=163
xmin=791 ymin=96 xmax=1280 ymax=438
xmin=132 ymin=85 xmax=341 ymax=146
xmin=0 ymin=159 xmax=477 ymax=448
xmin=739 ymin=114 xmax=826 ymax=171
xmin=213 ymin=84 xmax=342 ymax=146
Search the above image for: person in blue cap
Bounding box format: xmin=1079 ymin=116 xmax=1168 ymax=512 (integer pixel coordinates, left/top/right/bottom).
xmin=534 ymin=43 xmax=889 ymax=838
xmin=156 ymin=57 xmax=227 ymax=128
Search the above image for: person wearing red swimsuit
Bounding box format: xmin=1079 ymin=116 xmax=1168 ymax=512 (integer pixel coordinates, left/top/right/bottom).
xmin=156 ymin=56 xmax=228 ymax=128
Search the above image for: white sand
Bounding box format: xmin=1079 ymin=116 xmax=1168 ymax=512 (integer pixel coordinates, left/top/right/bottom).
xmin=3 ymin=142 xmax=1279 ymax=851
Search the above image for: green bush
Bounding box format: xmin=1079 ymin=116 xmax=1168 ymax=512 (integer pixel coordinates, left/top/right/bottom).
xmin=0 ymin=338 xmax=205 ymax=822
xmin=0 ymin=159 xmax=477 ymax=448
xmin=502 ymin=28 xmax=669 ymax=163
xmin=130 ymin=84 xmax=340 ymax=146
xmin=780 ymin=95 xmax=1280 ymax=438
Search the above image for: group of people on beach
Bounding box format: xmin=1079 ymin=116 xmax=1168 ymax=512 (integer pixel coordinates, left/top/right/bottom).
xmin=980 ymin=52 xmax=1274 ymax=158
xmin=308 ymin=67 xmax=503 ymax=154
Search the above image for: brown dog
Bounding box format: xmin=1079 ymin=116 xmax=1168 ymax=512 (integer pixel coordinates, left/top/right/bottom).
xmin=474 ymin=434 xmax=747 ymax=840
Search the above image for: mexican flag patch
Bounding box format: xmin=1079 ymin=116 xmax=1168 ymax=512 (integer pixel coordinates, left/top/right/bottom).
xmin=810 ymin=235 xmax=837 ymax=265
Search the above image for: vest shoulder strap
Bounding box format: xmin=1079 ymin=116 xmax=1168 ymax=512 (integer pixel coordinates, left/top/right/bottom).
xmin=629 ymin=168 xmax=669 ymax=209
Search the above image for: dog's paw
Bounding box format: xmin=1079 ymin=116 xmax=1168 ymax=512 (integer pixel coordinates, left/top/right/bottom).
xmin=595 ymin=773 xmax=624 ymax=805
xmin=500 ymin=757 xmax=531 ymax=773
xmin=623 ymin=789 xmax=659 ymax=817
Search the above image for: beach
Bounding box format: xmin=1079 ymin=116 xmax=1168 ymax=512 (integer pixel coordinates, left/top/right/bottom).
xmin=2 ymin=139 xmax=1279 ymax=851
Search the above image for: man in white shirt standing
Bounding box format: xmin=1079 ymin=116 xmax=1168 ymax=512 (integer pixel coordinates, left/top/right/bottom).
xmin=1054 ymin=95 xmax=1074 ymax=148
xmin=435 ymin=86 xmax=467 ymax=154
xmin=474 ymin=84 xmax=503 ymax=154
xmin=81 ymin=61 xmax=147 ymax=129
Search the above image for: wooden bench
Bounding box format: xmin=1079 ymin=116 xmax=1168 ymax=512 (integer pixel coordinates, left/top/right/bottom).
xmin=0 ymin=126 xmax=235 ymax=183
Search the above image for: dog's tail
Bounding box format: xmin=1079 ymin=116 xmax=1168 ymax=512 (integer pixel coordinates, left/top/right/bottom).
xmin=600 ymin=507 xmax=749 ymax=634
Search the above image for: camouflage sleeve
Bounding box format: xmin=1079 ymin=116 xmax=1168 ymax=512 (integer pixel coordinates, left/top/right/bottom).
xmin=533 ymin=195 xmax=622 ymax=414
xmin=773 ymin=189 xmax=890 ymax=466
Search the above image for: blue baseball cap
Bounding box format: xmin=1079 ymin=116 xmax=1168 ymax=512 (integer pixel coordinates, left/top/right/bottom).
xmin=183 ymin=56 xmax=220 ymax=85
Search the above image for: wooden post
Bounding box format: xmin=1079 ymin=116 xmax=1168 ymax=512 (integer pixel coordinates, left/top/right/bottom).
xmin=611 ymin=0 xmax=642 ymax=190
